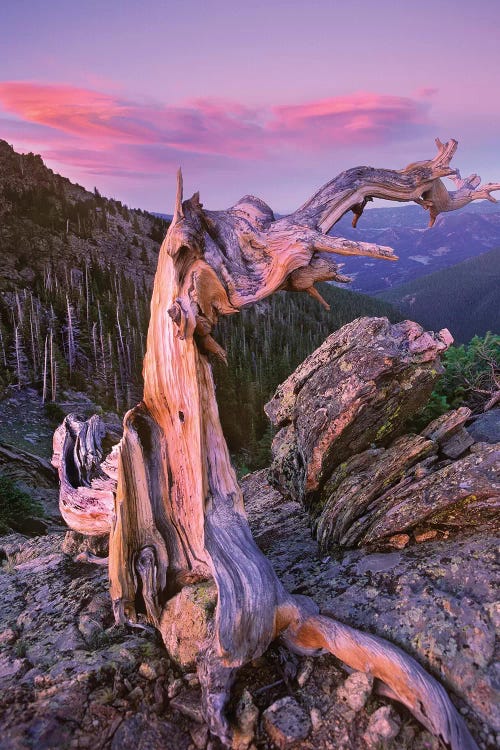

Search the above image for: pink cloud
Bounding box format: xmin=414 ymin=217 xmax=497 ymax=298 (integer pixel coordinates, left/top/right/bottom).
xmin=43 ymin=143 xmax=233 ymax=179
xmin=0 ymin=82 xmax=264 ymax=157
xmin=0 ymin=115 xmax=76 ymax=145
xmin=0 ymin=81 xmax=433 ymax=178
xmin=0 ymin=83 xmax=156 ymax=142
xmin=271 ymin=92 xmax=429 ymax=145
xmin=416 ymin=87 xmax=439 ymax=99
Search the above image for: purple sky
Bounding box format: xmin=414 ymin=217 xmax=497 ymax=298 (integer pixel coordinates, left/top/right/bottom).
xmin=1 ymin=0 xmax=499 ymax=213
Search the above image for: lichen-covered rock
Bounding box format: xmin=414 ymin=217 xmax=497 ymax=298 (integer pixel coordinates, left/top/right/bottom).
xmin=264 ymin=319 xmax=498 ymax=550
xmin=61 ymin=529 xmax=109 ymax=558
xmin=316 ymin=432 xmax=499 ymax=550
xmin=421 ymin=406 xmax=474 ymax=458
xmin=0 ymin=516 xmax=495 ymax=749
xmin=360 ymin=441 xmax=499 ymax=545
xmin=159 ymin=581 xmax=217 ymax=669
xmin=265 ymin=317 xmax=452 ymax=506
xmin=467 ymin=409 xmax=500 ymax=444
xmin=315 ymin=433 xmax=435 ymax=548
xmin=363 ymin=705 xmax=401 ymax=746
xmin=0 ymin=532 xmax=191 ymax=750
xmin=337 ymin=671 xmax=373 ymax=712
xmin=110 ymin=714 xmax=191 ymax=750
xmin=0 ymin=441 xmax=57 ymax=488
xmin=262 ymin=696 xmax=311 ymax=749
xmin=170 ymin=688 xmax=205 ymax=722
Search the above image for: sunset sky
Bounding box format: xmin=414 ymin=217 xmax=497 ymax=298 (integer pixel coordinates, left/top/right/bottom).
xmin=1 ymin=0 xmax=499 ymax=213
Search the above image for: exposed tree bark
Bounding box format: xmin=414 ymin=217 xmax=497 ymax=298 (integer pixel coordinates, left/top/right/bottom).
xmin=54 ymin=140 xmax=500 ymax=749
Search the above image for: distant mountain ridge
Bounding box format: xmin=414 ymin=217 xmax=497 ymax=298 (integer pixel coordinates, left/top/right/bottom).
xmin=378 ymin=246 xmax=500 ymax=343
xmin=330 ymin=200 xmax=500 ymax=294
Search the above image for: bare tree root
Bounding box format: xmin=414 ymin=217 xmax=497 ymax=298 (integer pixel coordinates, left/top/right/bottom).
xmin=281 ymin=603 xmax=479 ymax=750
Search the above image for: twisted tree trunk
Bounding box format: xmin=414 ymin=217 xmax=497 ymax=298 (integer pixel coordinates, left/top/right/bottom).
xmin=54 ymin=140 xmax=499 ymax=749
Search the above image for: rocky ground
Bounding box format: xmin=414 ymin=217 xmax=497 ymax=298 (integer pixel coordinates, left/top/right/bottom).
xmin=244 ymin=471 xmax=499 ymax=749
xmin=0 ymin=534 xmax=450 ymax=750
xmin=0 ymin=502 xmax=498 ymax=750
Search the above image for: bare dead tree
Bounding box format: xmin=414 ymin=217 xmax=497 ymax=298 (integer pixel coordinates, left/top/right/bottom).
xmin=54 ymin=140 xmax=500 ymax=750
xmin=42 ymin=334 xmax=48 ymax=404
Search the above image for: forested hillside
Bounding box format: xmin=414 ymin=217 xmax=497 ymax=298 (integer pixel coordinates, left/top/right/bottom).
xmin=0 ymin=138 xmax=168 ymax=409
xmin=0 ymin=140 xmax=399 ymax=466
xmin=378 ymin=247 xmax=500 ymax=344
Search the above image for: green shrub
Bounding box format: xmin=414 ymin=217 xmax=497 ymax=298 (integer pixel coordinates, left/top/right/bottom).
xmin=409 ymin=333 xmax=499 ymax=431
xmin=0 ymin=474 xmax=44 ymax=535
xmin=435 ymin=333 xmax=499 ymax=412
xmin=43 ymin=401 xmax=66 ymax=424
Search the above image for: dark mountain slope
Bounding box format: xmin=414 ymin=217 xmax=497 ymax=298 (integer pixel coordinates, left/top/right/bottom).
xmin=0 ymin=139 xmax=168 ymax=289
xmin=378 ymin=247 xmax=500 ymax=343
xmin=331 ymin=201 xmax=500 ymax=294
xmin=0 ymin=138 xmax=169 ymax=407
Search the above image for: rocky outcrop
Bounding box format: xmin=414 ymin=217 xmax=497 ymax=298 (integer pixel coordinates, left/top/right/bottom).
xmin=265 ymin=317 xmax=499 ymax=550
xmin=316 ymin=409 xmax=499 ymax=550
xmin=265 ymin=317 xmax=453 ymax=507
xmin=0 ymin=443 xmax=56 ymax=488
xmin=468 ymin=409 xmax=500 ymax=444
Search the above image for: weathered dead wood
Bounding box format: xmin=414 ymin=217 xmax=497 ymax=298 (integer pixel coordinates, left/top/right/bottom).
xmin=52 ymin=414 xmax=117 ymax=536
xmin=416 ymin=167 xmax=500 ymax=226
xmin=280 ymin=606 xmax=479 ymax=750
xmin=53 ymin=140 xmax=498 ymax=750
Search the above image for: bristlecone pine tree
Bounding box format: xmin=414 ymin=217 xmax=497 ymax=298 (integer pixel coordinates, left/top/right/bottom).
xmin=54 ymin=140 xmax=500 ymax=749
